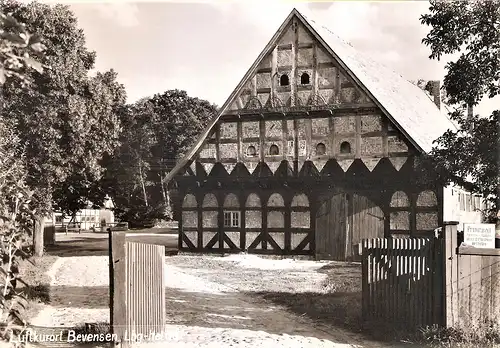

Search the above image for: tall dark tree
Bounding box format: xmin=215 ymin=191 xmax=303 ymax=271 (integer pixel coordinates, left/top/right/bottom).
xmin=420 ymin=0 xmax=500 ymax=219
xmin=148 ymin=90 xmax=216 ymax=206
xmin=103 ymin=90 xmax=217 ymax=224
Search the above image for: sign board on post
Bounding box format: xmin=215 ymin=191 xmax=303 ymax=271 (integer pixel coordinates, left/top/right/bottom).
xmin=463 ymin=223 xmax=496 ymax=249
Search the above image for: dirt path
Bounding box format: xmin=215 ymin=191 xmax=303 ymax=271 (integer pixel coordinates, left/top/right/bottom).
xmin=160 ymin=264 xmax=371 ymax=348
xmin=28 ymin=254 xmax=400 ymax=347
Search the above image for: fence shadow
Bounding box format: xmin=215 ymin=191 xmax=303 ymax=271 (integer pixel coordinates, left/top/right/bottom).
xmin=246 ymin=290 xmax=366 ymax=333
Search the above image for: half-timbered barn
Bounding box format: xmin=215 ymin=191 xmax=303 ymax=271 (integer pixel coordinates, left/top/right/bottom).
xmin=165 ymin=8 xmax=464 ymax=261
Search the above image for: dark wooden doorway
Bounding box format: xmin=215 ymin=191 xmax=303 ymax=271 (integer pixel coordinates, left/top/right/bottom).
xmin=315 ymin=193 xmax=384 ymax=261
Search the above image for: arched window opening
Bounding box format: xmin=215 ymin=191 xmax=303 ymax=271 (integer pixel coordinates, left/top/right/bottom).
xmin=269 ymin=144 xmax=279 ymax=156
xmin=340 ymin=141 xmax=351 ymax=154
xmin=223 ymin=193 xmax=240 ymax=208
xmin=291 ymin=194 xmax=309 ymax=207
xmin=223 ymin=193 xmax=240 ymax=228
xmin=300 ymin=72 xmax=310 ymax=85
xmin=417 ymin=190 xmax=437 ymax=207
xmin=267 ymin=193 xmax=285 ymax=207
xmin=316 ymin=143 xmax=326 ymax=156
xmin=280 ymin=74 xmax=289 ymax=86
xmin=390 ymin=191 xmax=409 ymax=208
xmin=202 ymin=193 xmax=218 ymax=208
xmin=182 ymin=194 xmax=197 ymax=208
xmin=245 ymin=193 xmax=261 ymax=207
xmin=291 ymin=193 xmax=310 ymax=228
xmin=246 ymin=145 xmax=256 ymax=157
xmin=245 ymin=193 xmax=262 ymax=229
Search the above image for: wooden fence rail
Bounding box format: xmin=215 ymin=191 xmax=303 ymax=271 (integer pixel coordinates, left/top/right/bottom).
xmin=109 ymin=231 xmax=166 ymax=347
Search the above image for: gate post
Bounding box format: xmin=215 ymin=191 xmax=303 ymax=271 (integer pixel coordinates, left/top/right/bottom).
xmin=441 ymin=221 xmax=459 ymax=328
xmin=109 ymin=231 xmax=128 ymax=347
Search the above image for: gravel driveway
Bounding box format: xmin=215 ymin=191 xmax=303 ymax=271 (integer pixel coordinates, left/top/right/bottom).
xmin=28 ymin=254 xmax=398 ymax=348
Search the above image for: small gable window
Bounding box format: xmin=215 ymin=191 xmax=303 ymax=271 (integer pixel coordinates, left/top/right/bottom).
xmin=246 ymin=145 xmax=257 ymax=157
xmin=280 ymin=74 xmax=289 ymax=86
xmin=316 ymin=143 xmax=326 ymax=155
xmin=300 ymin=72 xmax=310 ymax=85
xmin=340 ymin=141 xmax=351 ymax=154
xmin=269 ymin=144 xmax=279 ymax=156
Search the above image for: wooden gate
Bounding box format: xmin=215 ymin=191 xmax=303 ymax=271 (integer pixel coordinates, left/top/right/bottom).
xmin=360 ymin=237 xmax=443 ymax=331
xmin=109 ymin=231 xmax=166 ymax=347
xmin=316 ymin=193 xmax=384 ymax=261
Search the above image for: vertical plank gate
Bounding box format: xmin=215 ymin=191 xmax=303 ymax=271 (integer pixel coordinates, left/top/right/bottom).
xmin=110 ymin=231 xmax=166 ymax=347
xmin=361 ymin=237 xmax=444 ymax=331
xmin=316 ymin=193 xmax=384 ymax=261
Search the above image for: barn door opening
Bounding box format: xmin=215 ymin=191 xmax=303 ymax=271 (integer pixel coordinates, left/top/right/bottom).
xmin=315 ymin=194 xmax=347 ymax=261
xmin=349 ymin=193 xmax=385 ymax=261
xmin=315 ymin=193 xmax=384 ymax=261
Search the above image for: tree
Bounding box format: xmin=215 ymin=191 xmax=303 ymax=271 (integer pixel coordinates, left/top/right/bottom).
xmin=51 ymin=70 xmax=127 ymax=220
xmin=420 ymin=0 xmax=500 ymax=219
xmin=1 ymin=2 xmax=124 ymax=255
xmin=103 ymin=90 xmax=217 ymax=225
xmin=0 ymin=11 xmax=44 ymax=84
xmin=0 ymin=9 xmax=46 ymax=345
xmin=148 ymin=90 xmax=216 ymax=208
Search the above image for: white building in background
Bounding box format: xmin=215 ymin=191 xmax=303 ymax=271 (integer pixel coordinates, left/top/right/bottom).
xmin=53 ymin=195 xmax=115 ymax=230
xmin=442 ymin=185 xmax=486 ymax=231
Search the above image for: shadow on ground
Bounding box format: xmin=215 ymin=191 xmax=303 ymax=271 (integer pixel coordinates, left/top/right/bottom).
xmin=20 ymin=284 xmax=51 ymax=304
xmin=168 ymin=259 xmax=418 ymax=345
xmin=45 ymin=238 xmax=110 ymax=257
xmin=25 ymin=284 xmax=346 ymax=342
xmin=163 ymin=288 xmax=348 ymax=341
xmin=45 ymin=233 xmax=178 ymax=257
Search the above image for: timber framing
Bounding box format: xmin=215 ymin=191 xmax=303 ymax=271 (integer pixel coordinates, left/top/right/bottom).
xmin=168 ymin=8 xmax=455 ymax=260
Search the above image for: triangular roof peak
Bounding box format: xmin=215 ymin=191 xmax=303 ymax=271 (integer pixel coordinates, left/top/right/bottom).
xmin=165 ymin=7 xmax=457 ymax=182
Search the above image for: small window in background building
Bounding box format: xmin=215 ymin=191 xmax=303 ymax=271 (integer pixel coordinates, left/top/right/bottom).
xmin=300 ymin=72 xmax=310 ymax=85
xmin=280 ymin=74 xmax=289 ymax=86
xmin=340 ymin=141 xmax=351 ymax=154
xmin=269 ymin=144 xmax=279 ymax=156
xmin=223 ymin=211 xmax=240 ymax=228
xmin=287 ymin=140 xmax=294 ymax=156
xmin=316 ymin=143 xmax=326 ymax=155
xmin=246 ymin=145 xmax=257 ymax=157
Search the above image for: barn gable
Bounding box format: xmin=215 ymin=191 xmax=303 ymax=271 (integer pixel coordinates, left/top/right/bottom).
xmin=225 ymin=19 xmax=372 ymax=112
xmin=166 ymin=8 xmax=457 ymax=183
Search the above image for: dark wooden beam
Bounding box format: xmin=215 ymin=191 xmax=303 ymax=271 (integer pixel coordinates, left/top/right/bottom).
xmin=318 ymin=62 xmax=336 ymax=69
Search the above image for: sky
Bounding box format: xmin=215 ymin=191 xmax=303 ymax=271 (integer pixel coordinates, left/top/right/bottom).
xmin=63 ymin=0 xmax=498 ymax=117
